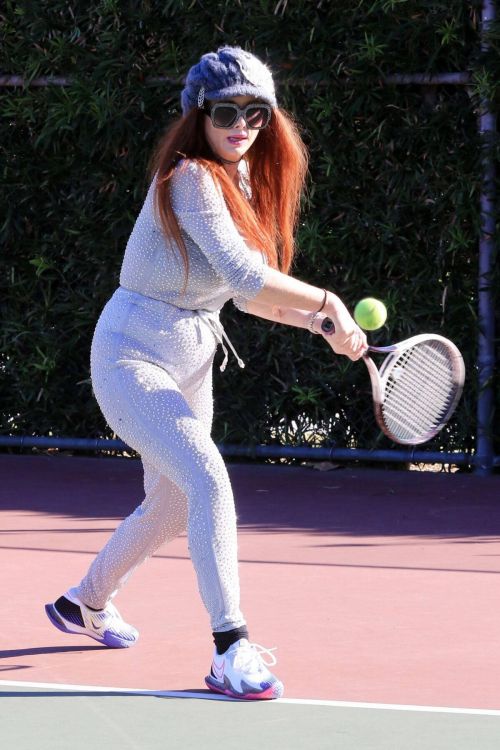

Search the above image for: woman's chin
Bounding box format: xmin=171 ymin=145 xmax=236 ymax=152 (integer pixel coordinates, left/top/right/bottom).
xmin=216 ymin=153 xmax=242 ymax=164
xmin=220 ymin=144 xmax=249 ymax=161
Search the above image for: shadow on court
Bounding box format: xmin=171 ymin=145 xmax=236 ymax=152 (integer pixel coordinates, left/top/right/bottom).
xmin=1 ymin=453 xmax=499 ymax=538
xmin=0 ymin=645 xmax=108 ymax=658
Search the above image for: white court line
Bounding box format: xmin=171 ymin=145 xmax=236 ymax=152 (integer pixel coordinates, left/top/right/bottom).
xmin=0 ymin=679 xmax=499 ymax=717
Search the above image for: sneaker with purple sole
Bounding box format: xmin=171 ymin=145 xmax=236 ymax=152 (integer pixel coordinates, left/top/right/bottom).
xmin=45 ymin=587 xmax=138 ymax=648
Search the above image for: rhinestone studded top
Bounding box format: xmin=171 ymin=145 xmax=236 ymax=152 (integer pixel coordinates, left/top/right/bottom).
xmin=119 ymin=159 xmax=268 ymax=314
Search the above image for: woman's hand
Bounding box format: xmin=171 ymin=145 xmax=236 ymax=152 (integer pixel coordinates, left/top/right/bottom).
xmin=322 ymin=293 xmax=368 ymax=361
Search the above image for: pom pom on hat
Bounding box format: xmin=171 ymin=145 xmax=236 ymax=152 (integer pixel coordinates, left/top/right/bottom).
xmin=181 ymin=46 xmax=277 ymax=115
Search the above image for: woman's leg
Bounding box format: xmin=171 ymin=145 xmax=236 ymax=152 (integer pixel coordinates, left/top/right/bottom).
xmin=76 ymin=464 xmax=188 ymax=609
xmin=78 ymin=346 xmax=220 ymax=613
xmin=81 ymin=356 xmax=245 ymax=632
xmin=77 ymin=356 xmax=215 ymax=609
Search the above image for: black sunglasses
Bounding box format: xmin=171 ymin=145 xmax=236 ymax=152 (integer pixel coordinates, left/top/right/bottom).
xmin=203 ymin=101 xmax=272 ymax=130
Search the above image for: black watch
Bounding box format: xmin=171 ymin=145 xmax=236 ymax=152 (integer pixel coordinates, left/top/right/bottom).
xmin=320 ymin=317 xmax=336 ymax=335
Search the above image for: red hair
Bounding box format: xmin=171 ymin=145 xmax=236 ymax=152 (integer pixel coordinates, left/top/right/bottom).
xmin=149 ymin=107 xmax=308 ymax=286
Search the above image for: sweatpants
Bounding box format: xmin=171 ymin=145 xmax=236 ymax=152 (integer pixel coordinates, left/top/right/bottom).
xmin=77 ymin=286 xmax=246 ymax=633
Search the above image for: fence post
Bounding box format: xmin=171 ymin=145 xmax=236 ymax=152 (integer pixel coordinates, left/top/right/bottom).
xmin=475 ymin=0 xmax=497 ymax=475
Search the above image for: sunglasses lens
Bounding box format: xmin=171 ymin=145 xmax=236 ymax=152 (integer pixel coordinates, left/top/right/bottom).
xmin=209 ymin=103 xmax=271 ymax=129
xmin=246 ymin=106 xmax=270 ymax=129
xmin=212 ymin=105 xmax=238 ymax=128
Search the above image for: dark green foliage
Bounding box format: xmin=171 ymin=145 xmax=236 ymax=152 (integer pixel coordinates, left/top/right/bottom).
xmin=1 ymin=1 xmax=498 ymax=457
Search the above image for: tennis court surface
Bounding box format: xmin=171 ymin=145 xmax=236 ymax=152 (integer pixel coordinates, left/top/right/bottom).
xmin=1 ymin=454 xmax=499 ymax=748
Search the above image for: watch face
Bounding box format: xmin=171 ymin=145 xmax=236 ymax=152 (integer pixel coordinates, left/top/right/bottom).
xmin=321 ymin=317 xmax=335 ymax=334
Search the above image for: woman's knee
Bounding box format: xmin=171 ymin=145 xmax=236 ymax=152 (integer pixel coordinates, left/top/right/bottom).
xmin=140 ymin=467 xmax=189 ymax=536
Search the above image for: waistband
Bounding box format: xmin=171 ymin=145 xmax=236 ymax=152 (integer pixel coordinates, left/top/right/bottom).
xmin=116 ymin=286 xmax=244 ymax=372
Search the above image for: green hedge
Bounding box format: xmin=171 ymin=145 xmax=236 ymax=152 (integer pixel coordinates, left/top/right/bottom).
xmin=1 ymin=1 xmax=499 ymax=457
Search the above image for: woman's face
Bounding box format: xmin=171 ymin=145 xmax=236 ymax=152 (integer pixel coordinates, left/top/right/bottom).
xmin=204 ymin=95 xmax=263 ymax=163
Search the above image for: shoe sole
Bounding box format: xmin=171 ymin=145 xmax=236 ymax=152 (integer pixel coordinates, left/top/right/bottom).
xmin=45 ymin=603 xmax=137 ymax=649
xmin=205 ymin=674 xmax=283 ymax=700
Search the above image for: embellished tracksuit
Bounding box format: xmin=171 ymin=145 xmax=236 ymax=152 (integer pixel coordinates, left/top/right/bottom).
xmin=77 ymin=160 xmax=268 ymax=632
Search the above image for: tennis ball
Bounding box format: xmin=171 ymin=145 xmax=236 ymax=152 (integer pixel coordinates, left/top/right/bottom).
xmin=354 ymin=297 xmax=387 ymax=331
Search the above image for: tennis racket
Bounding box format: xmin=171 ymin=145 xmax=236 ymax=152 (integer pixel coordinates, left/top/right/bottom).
xmin=321 ymin=320 xmax=465 ymax=445
xmin=364 ymin=335 xmax=465 ymax=444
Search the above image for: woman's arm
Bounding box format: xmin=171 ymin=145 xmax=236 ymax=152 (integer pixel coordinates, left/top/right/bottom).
xmin=250 ymin=266 xmax=367 ymax=360
xmin=243 ymin=298 xmax=326 ymax=334
xmin=170 ymin=162 xmax=365 ymax=359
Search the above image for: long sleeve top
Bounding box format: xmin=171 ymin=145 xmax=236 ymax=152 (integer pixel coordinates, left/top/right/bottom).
xmin=119 ymin=159 xmax=268 ymax=313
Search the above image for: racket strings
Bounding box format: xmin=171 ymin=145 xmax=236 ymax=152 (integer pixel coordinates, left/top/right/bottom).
xmin=381 ymin=342 xmax=458 ymax=442
xmin=388 ymin=350 xmax=452 ymax=417
xmin=383 ymin=346 xmax=456 ymax=436
xmin=385 ymin=347 xmax=454 ymax=424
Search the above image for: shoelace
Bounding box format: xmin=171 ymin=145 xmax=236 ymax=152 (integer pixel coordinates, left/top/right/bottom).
xmin=104 ymin=602 xmax=122 ymax=621
xmin=86 ymin=601 xmax=121 ymax=625
xmin=235 ymin=642 xmax=278 ymax=672
xmin=197 ymin=311 xmax=245 ymax=372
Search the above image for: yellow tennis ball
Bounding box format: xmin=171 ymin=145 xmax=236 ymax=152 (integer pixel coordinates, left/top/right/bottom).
xmin=354 ymin=297 xmax=387 ymax=331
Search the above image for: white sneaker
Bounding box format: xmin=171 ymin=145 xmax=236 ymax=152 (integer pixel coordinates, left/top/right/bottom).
xmin=205 ymin=638 xmax=284 ymax=699
xmin=45 ymin=587 xmax=138 ymax=648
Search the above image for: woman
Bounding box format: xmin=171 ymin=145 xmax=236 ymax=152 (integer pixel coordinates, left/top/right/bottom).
xmin=45 ymin=46 xmax=367 ymax=700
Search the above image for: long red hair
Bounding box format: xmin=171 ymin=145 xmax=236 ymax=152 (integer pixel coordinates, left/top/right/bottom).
xmin=149 ymin=106 xmax=308 ymax=286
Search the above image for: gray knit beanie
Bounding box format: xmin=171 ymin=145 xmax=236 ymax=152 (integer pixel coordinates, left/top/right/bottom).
xmin=181 ymin=46 xmax=277 ymax=115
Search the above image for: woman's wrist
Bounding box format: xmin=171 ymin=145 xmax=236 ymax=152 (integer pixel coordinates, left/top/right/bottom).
xmin=307 ymin=291 xmax=346 ymax=334
xmin=324 ymin=291 xmax=340 ymax=315
xmin=308 ymin=312 xmax=329 ymax=334
xmin=324 ymin=291 xmax=349 ymax=322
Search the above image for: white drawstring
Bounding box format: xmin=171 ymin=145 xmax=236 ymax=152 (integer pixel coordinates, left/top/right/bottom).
xmin=197 ymin=311 xmax=245 ymax=372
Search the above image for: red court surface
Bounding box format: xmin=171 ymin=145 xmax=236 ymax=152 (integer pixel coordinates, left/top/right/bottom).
xmin=1 ymin=453 xmax=499 ymax=710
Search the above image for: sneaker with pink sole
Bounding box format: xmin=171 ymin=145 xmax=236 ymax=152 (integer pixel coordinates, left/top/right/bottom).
xmin=205 ymin=638 xmax=284 ymax=700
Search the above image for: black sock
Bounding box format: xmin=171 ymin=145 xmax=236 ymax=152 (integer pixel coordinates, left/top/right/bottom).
xmin=213 ymin=626 xmax=249 ymax=655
